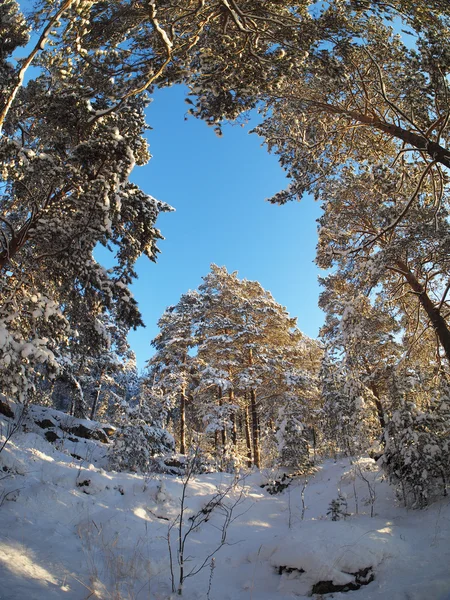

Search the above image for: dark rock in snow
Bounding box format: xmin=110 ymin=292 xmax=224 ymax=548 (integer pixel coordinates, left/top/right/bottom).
xmin=0 ymin=398 xmax=14 ymax=419
xmin=311 ymin=567 xmax=374 ymax=595
xmin=77 ymin=479 xmax=90 ymax=487
xmin=278 ymin=566 xmax=305 ymax=575
xmin=61 ymin=423 xmax=109 ymax=443
xmin=35 ymin=419 xmax=56 ymax=429
xmin=45 ymin=430 xmax=60 ymax=442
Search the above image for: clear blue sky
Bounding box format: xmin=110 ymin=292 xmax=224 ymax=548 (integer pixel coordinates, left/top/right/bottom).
xmin=126 ymin=86 xmax=324 ymax=370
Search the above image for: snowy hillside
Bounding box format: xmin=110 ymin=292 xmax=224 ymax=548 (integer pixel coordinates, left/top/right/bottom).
xmin=0 ymin=405 xmax=450 ymax=600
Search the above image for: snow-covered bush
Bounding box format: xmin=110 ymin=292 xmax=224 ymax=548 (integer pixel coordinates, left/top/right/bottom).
xmin=382 ymin=390 xmax=450 ymax=507
xmin=276 ymin=408 xmax=311 ymax=470
xmin=109 ymin=403 xmax=174 ymax=473
xmin=320 ymin=356 xmax=380 ymax=458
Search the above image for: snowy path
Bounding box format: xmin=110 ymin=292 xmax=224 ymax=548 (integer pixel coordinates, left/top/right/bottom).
xmin=0 ymin=432 xmax=450 ymax=599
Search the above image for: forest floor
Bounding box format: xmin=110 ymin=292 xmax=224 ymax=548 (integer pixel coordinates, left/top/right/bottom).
xmin=0 ymin=407 xmax=450 ymax=600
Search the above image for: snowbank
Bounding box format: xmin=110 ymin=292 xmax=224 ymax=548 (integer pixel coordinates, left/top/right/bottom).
xmin=0 ymin=410 xmax=449 ymax=600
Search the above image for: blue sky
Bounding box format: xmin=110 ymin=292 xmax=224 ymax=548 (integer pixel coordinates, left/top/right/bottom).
xmin=126 ymin=86 xmax=324 ymax=369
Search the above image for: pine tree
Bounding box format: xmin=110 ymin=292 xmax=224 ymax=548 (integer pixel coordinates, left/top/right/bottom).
xmin=109 ymin=400 xmax=175 ymax=473
xmin=145 ymin=291 xmax=201 ymax=454
xmin=146 ymin=265 xmax=322 ymax=469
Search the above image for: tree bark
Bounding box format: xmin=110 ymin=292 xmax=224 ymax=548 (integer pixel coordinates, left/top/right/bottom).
xmin=229 ymin=388 xmax=237 ymax=447
xmin=247 ymin=348 xmax=261 ymax=467
xmin=90 ymin=368 xmax=104 ymax=421
xmin=180 ymin=387 xmax=186 ymax=454
xmin=214 ymin=430 xmax=219 ymax=452
xmin=361 ymin=357 xmax=386 ymax=433
xmin=244 ymin=403 xmax=253 ymax=468
xmin=250 ymin=388 xmax=261 ymax=468
xmin=68 ymin=374 xmax=86 ymax=419
xmin=218 ymin=386 xmax=227 ymax=452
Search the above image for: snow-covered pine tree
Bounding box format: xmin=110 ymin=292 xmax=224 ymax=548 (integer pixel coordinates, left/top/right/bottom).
xmin=0 ymin=28 xmax=170 ymax=402
xmin=275 ymin=334 xmax=322 ymax=469
xmin=144 ymin=291 xmax=201 ymax=454
xmin=1 ymin=0 xmax=189 ymax=403
xmin=109 ymin=399 xmax=175 ymax=473
xmin=147 ymin=265 xmax=322 ymax=469
xmin=195 ymin=266 xmax=247 ymax=464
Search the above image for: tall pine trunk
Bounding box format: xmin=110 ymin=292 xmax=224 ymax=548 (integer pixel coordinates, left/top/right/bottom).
xmin=247 ymin=348 xmax=261 ymax=467
xmin=218 ymin=386 xmax=227 ymax=452
xmin=244 ymin=403 xmax=253 ymax=468
xmin=180 ymin=387 xmax=186 ymax=454
xmin=250 ymin=388 xmax=261 ymax=468
xmin=90 ymin=368 xmax=104 ymax=421
xmin=229 ymin=389 xmax=237 ymax=447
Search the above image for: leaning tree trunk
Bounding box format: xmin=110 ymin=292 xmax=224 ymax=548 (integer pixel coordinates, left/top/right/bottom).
xmin=394 ymin=259 xmax=450 ymax=363
xmin=308 ymin=100 xmax=450 ymax=170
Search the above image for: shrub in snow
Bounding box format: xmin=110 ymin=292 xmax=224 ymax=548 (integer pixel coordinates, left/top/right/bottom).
xmin=327 ymin=493 xmax=349 ymax=521
xmin=261 ymin=472 xmax=294 ymax=495
xmin=276 ymin=410 xmax=311 ymax=471
xmin=382 ymin=389 xmax=450 ymax=507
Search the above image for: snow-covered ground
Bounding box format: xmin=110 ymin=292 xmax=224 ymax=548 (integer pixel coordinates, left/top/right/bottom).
xmin=0 ymin=412 xmax=450 ymax=599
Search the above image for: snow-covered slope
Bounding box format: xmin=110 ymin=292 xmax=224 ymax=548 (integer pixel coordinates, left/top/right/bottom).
xmin=0 ymin=407 xmax=449 ymax=600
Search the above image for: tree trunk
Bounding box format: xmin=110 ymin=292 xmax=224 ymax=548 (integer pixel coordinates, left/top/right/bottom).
xmin=229 ymin=389 xmax=237 ymax=447
xmin=180 ymin=387 xmax=186 ymax=454
xmin=394 ymin=259 xmax=450 ymax=362
xmin=368 ymin=382 xmax=386 ymax=432
xmin=69 ymin=374 xmax=86 ymax=419
xmin=214 ymin=430 xmax=220 ymax=452
xmin=361 ymin=357 xmax=386 ymax=433
xmin=250 ymin=388 xmax=261 ymax=468
xmin=90 ymin=368 xmax=104 ymax=421
xmin=311 ymin=426 xmax=317 ymax=465
xmin=244 ymin=404 xmax=253 ymax=468
xmin=247 ymin=348 xmax=261 ymax=467
xmin=218 ymin=386 xmax=227 ymax=452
